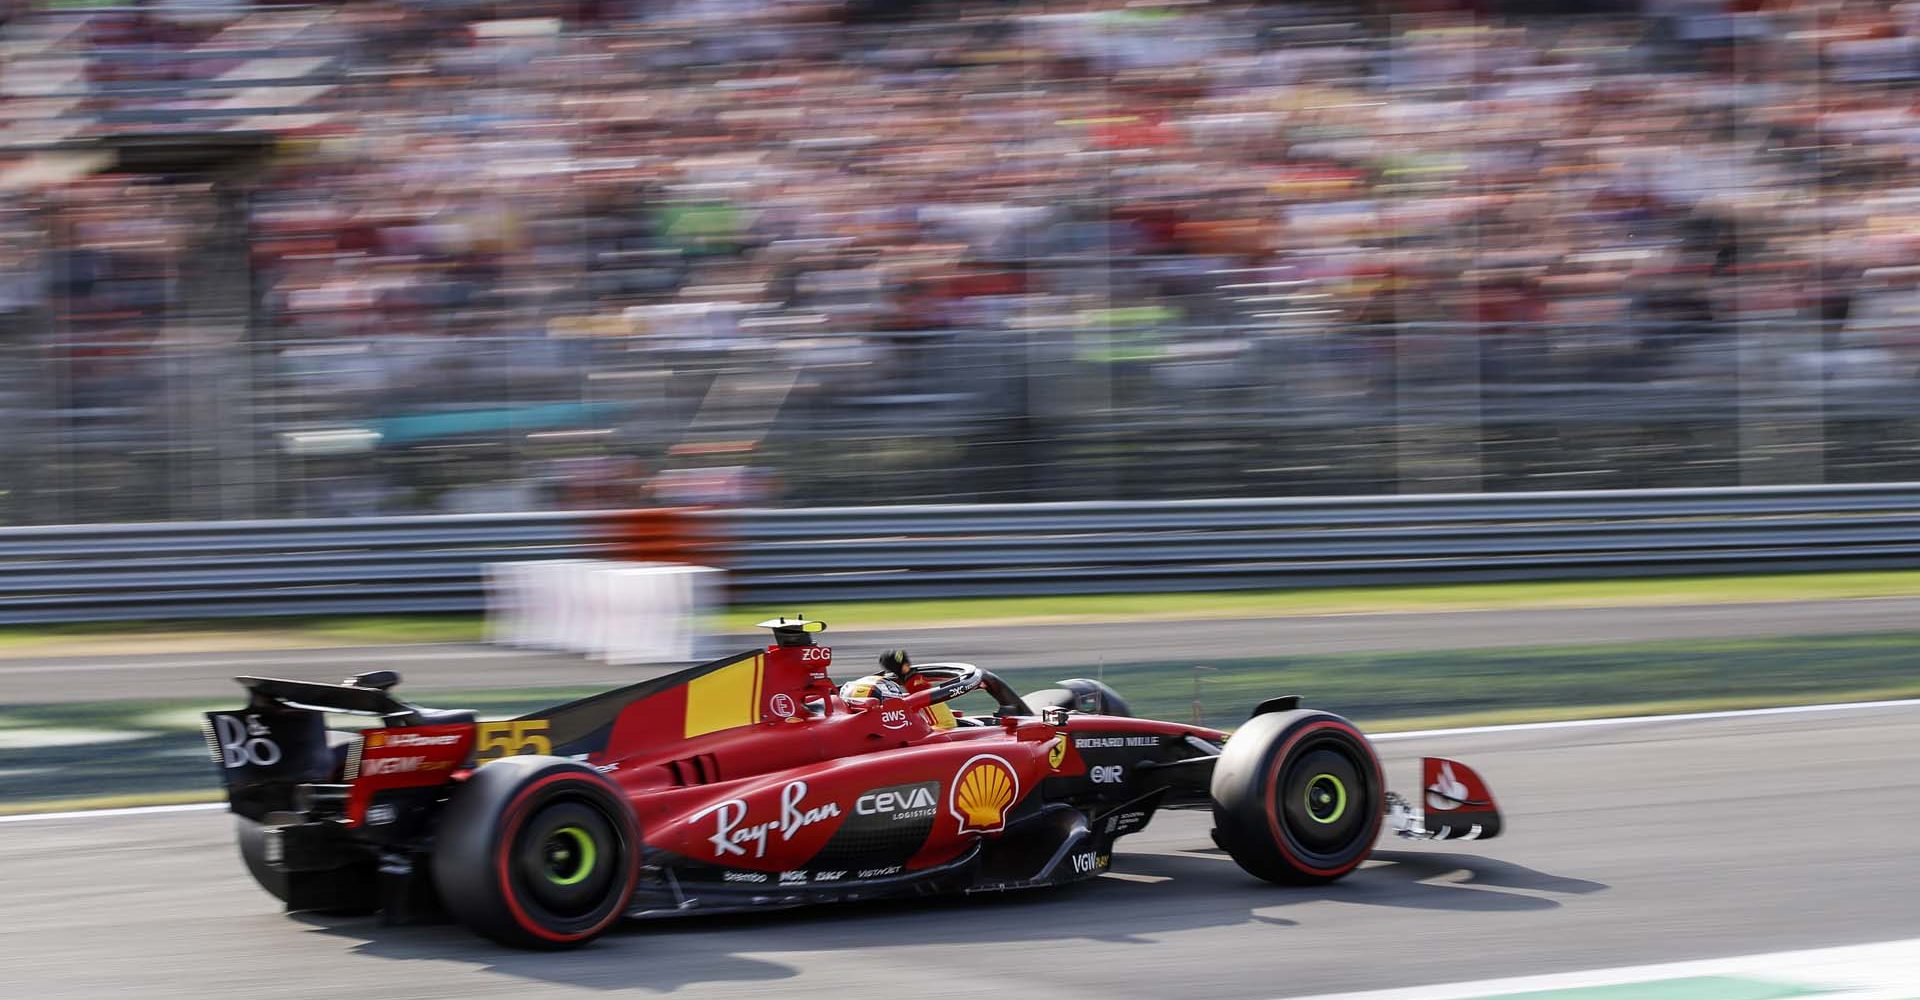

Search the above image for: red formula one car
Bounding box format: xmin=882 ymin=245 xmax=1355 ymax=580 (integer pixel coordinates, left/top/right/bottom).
xmin=204 ymin=618 xmax=1503 ymax=948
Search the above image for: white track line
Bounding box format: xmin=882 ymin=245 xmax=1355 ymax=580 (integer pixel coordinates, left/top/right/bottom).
xmin=4 ymin=696 xmax=1919 ymax=825
xmin=0 ymin=802 xmax=224 ymax=825
xmin=1370 ymin=696 xmax=1920 ymax=741
xmin=1275 ymin=935 xmax=1920 ymax=1000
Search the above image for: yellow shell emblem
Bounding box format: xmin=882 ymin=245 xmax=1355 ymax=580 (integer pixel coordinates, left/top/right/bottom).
xmin=950 ymin=754 xmax=1020 ymax=833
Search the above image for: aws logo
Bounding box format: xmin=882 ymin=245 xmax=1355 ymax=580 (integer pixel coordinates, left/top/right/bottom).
xmin=950 ymin=754 xmax=1020 ymax=834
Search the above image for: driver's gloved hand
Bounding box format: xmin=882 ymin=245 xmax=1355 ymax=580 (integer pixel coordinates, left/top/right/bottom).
xmin=878 ymin=649 xmax=912 ymax=681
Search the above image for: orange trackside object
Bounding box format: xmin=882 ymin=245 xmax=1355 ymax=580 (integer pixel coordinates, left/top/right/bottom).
xmin=602 ymin=507 xmax=721 ymax=565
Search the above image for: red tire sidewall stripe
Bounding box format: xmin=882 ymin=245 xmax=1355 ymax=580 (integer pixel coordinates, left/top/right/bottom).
xmin=494 ymin=771 xmax=635 ymax=944
xmin=1259 ymin=719 xmax=1384 ymax=878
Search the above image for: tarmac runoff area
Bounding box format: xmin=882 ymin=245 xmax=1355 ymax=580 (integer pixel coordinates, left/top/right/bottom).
xmin=3 ymin=701 xmax=1918 ymax=999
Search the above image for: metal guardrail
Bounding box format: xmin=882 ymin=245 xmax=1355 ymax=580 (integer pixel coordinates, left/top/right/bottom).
xmin=2 ymin=484 xmax=1919 ymax=623
xmin=719 ymin=484 xmax=1920 ymax=601
xmin=0 ymin=512 xmax=613 ymax=623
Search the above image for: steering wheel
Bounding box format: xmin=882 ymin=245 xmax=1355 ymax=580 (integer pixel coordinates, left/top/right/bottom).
xmin=898 ymin=662 xmax=985 ymax=712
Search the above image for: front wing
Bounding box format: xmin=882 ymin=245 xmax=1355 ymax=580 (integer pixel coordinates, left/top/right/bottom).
xmin=1386 ymin=757 xmax=1504 ymax=841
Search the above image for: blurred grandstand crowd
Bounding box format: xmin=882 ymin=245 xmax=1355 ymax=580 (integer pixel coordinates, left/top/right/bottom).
xmin=4 ymin=0 xmax=1920 ymax=518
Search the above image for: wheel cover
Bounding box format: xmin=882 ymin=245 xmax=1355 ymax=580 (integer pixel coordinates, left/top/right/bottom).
xmin=1303 ymin=773 xmax=1347 ymax=825
xmin=543 ymin=826 xmax=597 ymax=887
xmin=513 ymin=799 xmax=619 ymax=919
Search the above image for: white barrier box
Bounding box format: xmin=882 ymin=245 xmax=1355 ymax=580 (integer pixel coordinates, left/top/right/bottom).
xmin=485 ymin=559 xmax=573 ymax=649
xmin=482 ymin=561 xmax=527 ymax=647
xmin=485 ymin=559 xmax=722 ymax=664
xmin=537 ymin=561 xmax=584 ymax=651
xmin=599 ymin=564 xmax=724 ymax=665
xmin=555 ymin=559 xmax=601 ymax=655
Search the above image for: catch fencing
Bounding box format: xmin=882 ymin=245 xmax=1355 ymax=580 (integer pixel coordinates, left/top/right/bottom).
xmin=2 ymin=483 xmax=1919 ymax=623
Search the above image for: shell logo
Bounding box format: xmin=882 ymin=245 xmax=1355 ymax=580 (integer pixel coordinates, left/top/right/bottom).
xmin=366 ymin=732 xmax=385 ymax=748
xmin=949 ymin=754 xmax=1020 ymax=834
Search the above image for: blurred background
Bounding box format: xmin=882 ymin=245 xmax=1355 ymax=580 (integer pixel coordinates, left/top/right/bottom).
xmin=7 ymin=0 xmax=1920 ymax=523
xmin=9 ymin=6 xmax=1920 ymax=992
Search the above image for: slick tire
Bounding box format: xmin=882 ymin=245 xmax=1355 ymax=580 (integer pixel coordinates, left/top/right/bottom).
xmin=432 ymin=756 xmax=638 ymax=949
xmin=1210 ymin=710 xmax=1383 ymax=885
xmin=235 ymin=814 xmax=292 ymax=903
xmin=234 ymin=732 xmax=376 ymax=913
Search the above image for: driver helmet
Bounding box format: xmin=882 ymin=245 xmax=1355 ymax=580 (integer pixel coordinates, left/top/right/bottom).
xmin=840 ymin=673 xmax=909 ymax=703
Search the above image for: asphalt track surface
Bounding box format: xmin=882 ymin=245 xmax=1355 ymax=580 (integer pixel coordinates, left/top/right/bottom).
xmin=6 ymin=702 xmax=1918 ymax=999
xmin=8 ymin=596 xmax=1920 ymax=704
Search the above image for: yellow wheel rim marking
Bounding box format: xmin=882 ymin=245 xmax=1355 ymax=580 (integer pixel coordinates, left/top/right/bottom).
xmin=1304 ymin=773 xmax=1347 ymax=825
xmin=546 ymin=826 xmax=597 ymax=886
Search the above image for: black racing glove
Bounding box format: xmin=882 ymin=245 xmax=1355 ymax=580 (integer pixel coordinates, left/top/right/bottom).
xmin=877 ymin=648 xmax=912 ymax=681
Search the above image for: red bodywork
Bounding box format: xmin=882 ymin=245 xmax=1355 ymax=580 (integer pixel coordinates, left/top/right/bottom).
xmin=209 ymin=628 xmax=1505 ymax=935
xmin=353 ymin=639 xmax=1225 ymax=891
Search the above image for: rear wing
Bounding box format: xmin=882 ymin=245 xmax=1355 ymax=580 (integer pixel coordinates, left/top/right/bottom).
xmin=203 ymin=700 xmax=339 ymax=821
xmin=204 ymin=671 xmax=470 ymax=823
xmin=233 ymin=675 xmax=409 ymax=717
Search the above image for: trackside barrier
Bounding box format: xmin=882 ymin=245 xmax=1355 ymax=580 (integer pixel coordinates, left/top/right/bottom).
xmin=486 ymin=560 xmax=723 ymax=664
xmin=700 ymin=483 xmax=1920 ymax=601
xmin=4 ymin=483 xmax=1920 ymax=624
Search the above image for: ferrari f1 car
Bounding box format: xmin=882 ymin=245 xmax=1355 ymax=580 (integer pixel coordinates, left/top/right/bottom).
xmin=204 ymin=618 xmax=1503 ymax=948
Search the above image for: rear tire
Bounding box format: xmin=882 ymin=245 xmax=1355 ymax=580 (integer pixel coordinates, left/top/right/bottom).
xmin=234 ymin=815 xmax=381 ymax=913
xmin=232 ymin=731 xmax=376 ymax=913
xmin=235 ymin=815 xmax=291 ymax=903
xmin=1210 ymin=710 xmax=1383 ymax=885
xmin=431 ymin=757 xmax=638 ymax=949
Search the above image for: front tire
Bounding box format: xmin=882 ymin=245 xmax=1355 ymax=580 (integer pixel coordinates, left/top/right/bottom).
xmin=1210 ymin=710 xmax=1383 ymax=884
xmin=432 ymin=757 xmax=638 ymax=948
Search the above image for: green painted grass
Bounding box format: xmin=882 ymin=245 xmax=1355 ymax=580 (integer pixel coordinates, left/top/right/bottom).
xmin=5 ymin=569 xmax=1920 ymax=656
xmin=946 ymin=631 xmax=1920 ymax=726
xmin=298 ymin=616 xmax=491 ymax=644
xmin=0 ymin=615 xmax=488 ymax=652
xmin=725 ymin=570 xmax=1920 ymax=630
xmin=38 ymin=687 xmax=611 ymax=736
xmin=1487 ymin=977 xmax=1823 ymax=1000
